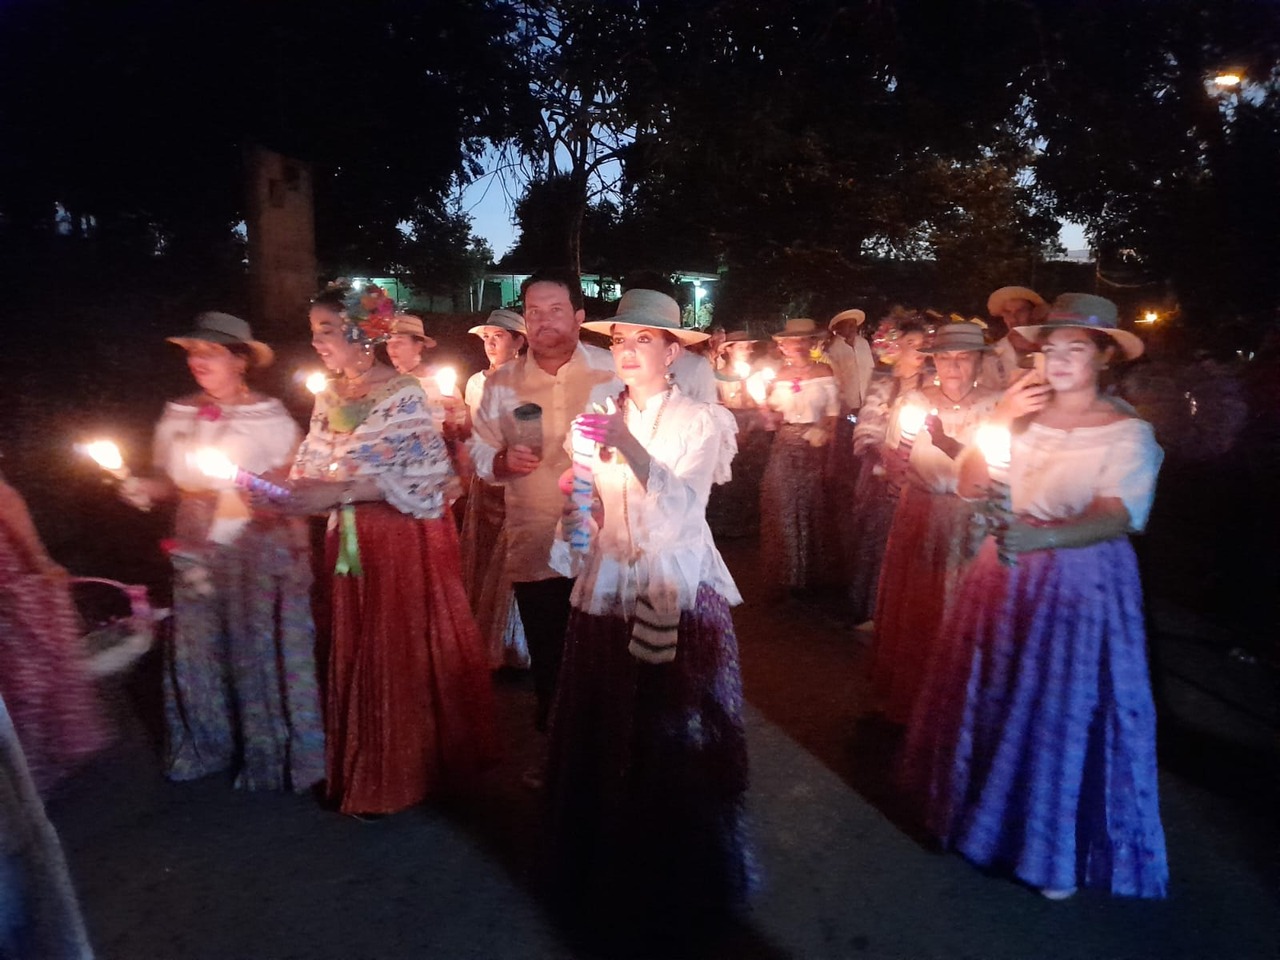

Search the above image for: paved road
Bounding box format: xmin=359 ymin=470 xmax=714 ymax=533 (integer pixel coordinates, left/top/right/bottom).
xmin=48 ymin=539 xmax=1277 ymax=959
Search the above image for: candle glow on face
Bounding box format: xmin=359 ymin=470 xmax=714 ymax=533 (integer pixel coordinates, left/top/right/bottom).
xmin=305 ymin=371 xmax=329 ymax=395
xmin=897 ymin=402 xmax=928 ymax=441
xmin=435 ymin=366 xmax=458 ymax=397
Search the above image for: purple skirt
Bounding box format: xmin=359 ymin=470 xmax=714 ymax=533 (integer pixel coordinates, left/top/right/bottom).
xmin=902 ymin=536 xmax=1169 ymax=898
xmin=546 ymin=584 xmax=757 ymax=926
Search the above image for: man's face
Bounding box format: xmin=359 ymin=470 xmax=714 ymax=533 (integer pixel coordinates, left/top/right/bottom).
xmin=998 ymin=298 xmax=1036 ymax=329
xmin=523 ymin=281 xmax=584 ymax=360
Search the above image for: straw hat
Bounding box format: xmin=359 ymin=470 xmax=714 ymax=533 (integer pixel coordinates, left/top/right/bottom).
xmin=389 ymin=314 xmax=437 ymax=349
xmin=987 ymin=286 xmax=1049 ymax=321
xmin=917 ymin=323 xmax=994 ymax=354
xmin=468 ymin=308 xmax=526 ymax=337
xmin=581 ymin=289 xmax=709 ymax=345
xmin=829 ymin=308 xmax=867 ymax=330
xmin=717 ymin=330 xmax=758 ymax=354
xmin=1014 ymin=293 xmax=1144 ymax=360
xmin=772 ymin=318 xmax=823 ymax=341
xmin=167 ymin=312 xmax=274 ymax=367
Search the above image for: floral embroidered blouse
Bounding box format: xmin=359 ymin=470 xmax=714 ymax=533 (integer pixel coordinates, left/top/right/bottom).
xmin=291 ymin=375 xmax=456 ymax=520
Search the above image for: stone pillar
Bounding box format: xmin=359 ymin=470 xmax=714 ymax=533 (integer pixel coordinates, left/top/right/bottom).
xmin=244 ymin=144 xmax=316 ymax=341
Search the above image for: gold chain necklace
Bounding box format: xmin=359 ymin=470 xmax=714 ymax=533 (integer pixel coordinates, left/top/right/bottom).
xmin=620 ymin=386 xmax=672 ymax=561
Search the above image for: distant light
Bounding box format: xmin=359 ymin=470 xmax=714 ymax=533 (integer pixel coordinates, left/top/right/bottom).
xmin=1213 ymin=73 xmax=1242 ymax=88
xmin=1137 ymin=310 xmax=1160 ymax=325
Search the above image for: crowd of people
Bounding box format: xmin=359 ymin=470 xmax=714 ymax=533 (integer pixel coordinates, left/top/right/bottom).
xmin=0 ymin=273 xmax=1176 ymax=956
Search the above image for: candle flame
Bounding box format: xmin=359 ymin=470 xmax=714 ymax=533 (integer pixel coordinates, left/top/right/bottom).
xmin=193 ymin=447 xmax=238 ymax=481
xmin=732 ymin=360 xmax=751 ymax=380
xmin=745 ymin=373 xmax=768 ymax=405
xmin=81 ymin=440 xmax=123 ymax=472
xmin=435 ymin=366 xmax=458 ymax=397
xmin=975 ymin=422 xmax=1012 ymax=469
xmin=760 ymin=366 xmax=777 ymax=382
xmin=897 ymin=403 xmax=928 ymax=440
xmin=305 ymin=371 xmax=329 ymax=395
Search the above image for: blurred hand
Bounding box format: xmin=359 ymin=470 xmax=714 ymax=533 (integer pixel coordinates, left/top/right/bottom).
xmin=501 ymin=444 xmax=540 ymax=477
xmin=283 ymin=480 xmax=340 ymax=516
xmin=996 ymin=375 xmax=1051 ymax=421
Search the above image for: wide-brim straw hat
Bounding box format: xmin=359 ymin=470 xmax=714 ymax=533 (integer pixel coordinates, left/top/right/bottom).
xmin=1014 ymin=293 xmax=1144 ymax=360
xmin=772 ymin=317 xmax=823 ymax=341
xmin=987 ymin=285 xmax=1049 ymax=321
xmin=389 ymin=314 xmax=437 ymax=349
xmin=717 ymin=330 xmax=758 ymax=354
xmin=468 ymin=308 xmax=527 ymax=337
xmin=167 ymin=311 xmax=274 ymax=367
xmin=829 ymin=308 xmax=867 ymax=330
xmin=918 ymin=323 xmax=995 ymax=354
xmin=582 ymin=289 xmax=708 ymax=345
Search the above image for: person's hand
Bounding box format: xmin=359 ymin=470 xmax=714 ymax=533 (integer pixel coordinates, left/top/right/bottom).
xmin=574 ymin=412 xmax=635 ymax=450
xmin=995 ymin=375 xmax=1051 ymax=421
xmin=282 ymin=479 xmax=341 ymax=516
xmin=499 ymin=444 xmax=540 ymax=477
xmin=1000 ymin=519 xmax=1058 ymax=555
xmin=34 ymin=556 xmax=69 ymax=582
xmin=119 ymin=475 xmax=165 ymax=511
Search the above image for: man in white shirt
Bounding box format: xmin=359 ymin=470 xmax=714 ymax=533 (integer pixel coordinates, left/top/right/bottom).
xmin=470 ymin=269 xmax=620 ymax=737
xmin=825 ymin=308 xmax=874 ymax=413
xmin=980 ymin=285 xmax=1049 ymax=389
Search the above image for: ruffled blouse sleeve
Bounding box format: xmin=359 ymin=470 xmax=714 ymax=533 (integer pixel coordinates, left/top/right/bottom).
xmin=1096 ymin=418 xmax=1164 ymax=532
xmin=644 ymin=403 xmax=739 ymax=516
xmin=350 ymin=381 xmax=456 ymax=518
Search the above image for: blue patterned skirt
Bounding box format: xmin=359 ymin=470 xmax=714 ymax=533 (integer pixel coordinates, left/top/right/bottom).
xmin=902 ymin=535 xmax=1169 ymax=898
xmin=546 ymin=584 xmax=757 ymax=930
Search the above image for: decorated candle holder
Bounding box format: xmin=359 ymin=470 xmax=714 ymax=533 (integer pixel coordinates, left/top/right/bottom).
xmin=193 ymin=448 xmax=291 ymax=502
xmin=974 ymin=422 xmax=1015 ymax=565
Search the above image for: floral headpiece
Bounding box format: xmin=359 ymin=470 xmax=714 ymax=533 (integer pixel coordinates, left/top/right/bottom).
xmin=871 ymin=306 xmax=936 ymax=364
xmin=323 ymin=279 xmax=397 ymax=344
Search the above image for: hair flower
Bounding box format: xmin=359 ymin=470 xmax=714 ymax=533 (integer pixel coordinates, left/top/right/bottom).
xmin=197 ymin=403 xmax=222 ymax=422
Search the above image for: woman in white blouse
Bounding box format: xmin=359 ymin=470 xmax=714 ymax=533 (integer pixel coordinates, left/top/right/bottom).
xmin=544 ymin=289 xmax=755 ymax=947
xmin=289 ymin=283 xmax=494 ymax=816
xmin=903 ymin=294 xmax=1168 ymax=900
xmin=124 ymin=312 xmax=323 ymax=792
xmin=460 ymin=309 xmax=529 ymax=669
xmin=871 ymin=323 xmax=999 ymax=724
xmin=759 ymin=318 xmax=840 ymax=592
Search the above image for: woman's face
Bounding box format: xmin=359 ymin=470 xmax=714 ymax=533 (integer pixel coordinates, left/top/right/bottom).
xmin=1042 ymin=328 xmax=1111 ymax=393
xmin=385 ymin=334 xmax=427 ymax=375
xmin=724 ymin=341 xmax=753 ymax=365
xmin=776 ymin=337 xmax=812 ymax=362
xmin=309 ymin=305 xmax=363 ymax=372
xmin=610 ymin=326 xmax=679 ymax=390
xmin=185 ymin=341 xmax=245 ymax=396
xmin=932 ymin=350 xmax=980 ymax=393
xmin=895 ymin=332 xmax=926 ymax=378
xmin=477 ymin=326 xmax=522 ymax=367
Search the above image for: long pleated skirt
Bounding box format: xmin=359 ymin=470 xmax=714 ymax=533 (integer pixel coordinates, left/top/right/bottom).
xmin=546 ymin=584 xmax=757 ymax=936
xmin=164 ymin=500 xmax=324 ymax=792
xmin=459 ymin=478 xmax=528 ymax=669
xmin=901 ymin=535 xmax=1169 ymax=898
xmin=871 ymin=484 xmax=976 ymax=723
xmin=759 ymin=424 xmax=832 ymax=590
xmin=846 ymin=453 xmax=897 ymax=622
xmin=325 ymin=503 xmax=496 ymax=815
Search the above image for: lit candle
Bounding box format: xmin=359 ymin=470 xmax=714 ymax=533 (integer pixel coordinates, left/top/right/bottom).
xmin=305 ymin=371 xmax=329 ymax=395
xmin=78 ymin=440 xmax=130 ymax=481
xmin=896 ymin=402 xmax=928 ymax=458
xmin=194 ymin=448 xmax=291 ymax=501
xmin=435 ymin=366 xmax=458 ymax=398
xmin=974 ymin=422 xmax=1012 ymax=486
xmin=732 ymin=360 xmax=751 ymax=380
xmin=745 ymin=372 xmax=768 ymax=406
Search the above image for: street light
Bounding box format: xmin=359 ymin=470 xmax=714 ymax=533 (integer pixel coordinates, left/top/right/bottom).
xmin=1137 ymin=310 xmax=1160 ymax=325
xmin=1213 ymin=72 xmax=1242 ymax=89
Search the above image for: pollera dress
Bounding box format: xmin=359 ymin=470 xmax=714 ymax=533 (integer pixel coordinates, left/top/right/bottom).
xmin=758 ymin=371 xmax=839 ymax=589
xmin=902 ymin=414 xmax=1169 ymax=897
xmin=154 ymin=397 xmax=323 ymax=791
xmin=546 ymin=385 xmax=757 ymax=931
xmin=870 ymin=388 xmax=998 ymax=723
xmin=292 ymin=374 xmax=495 ymax=815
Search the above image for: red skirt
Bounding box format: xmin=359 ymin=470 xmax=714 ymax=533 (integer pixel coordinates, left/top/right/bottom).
xmin=325 ymin=503 xmax=496 ymax=814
